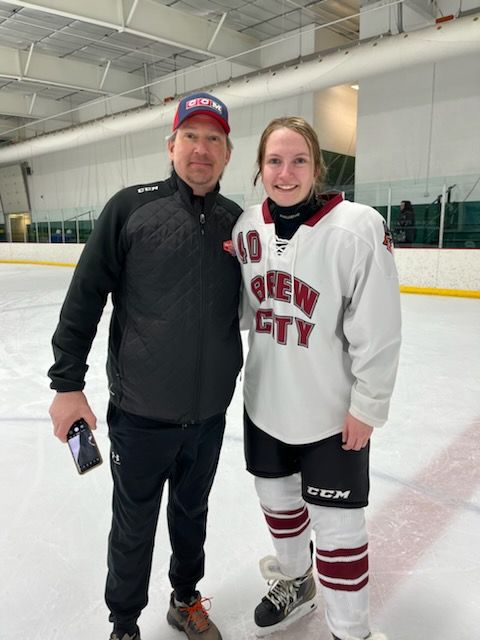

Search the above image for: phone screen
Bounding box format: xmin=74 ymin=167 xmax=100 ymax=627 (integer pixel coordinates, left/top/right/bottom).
xmin=67 ymin=419 xmax=103 ymax=474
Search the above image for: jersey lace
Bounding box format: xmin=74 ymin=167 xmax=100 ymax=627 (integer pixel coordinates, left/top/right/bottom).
xmin=275 ymin=235 xmax=289 ymax=256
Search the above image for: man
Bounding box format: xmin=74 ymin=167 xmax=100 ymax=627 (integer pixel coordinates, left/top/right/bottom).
xmin=396 ymin=199 xmax=416 ymax=244
xmin=48 ymin=92 xmax=243 ymax=640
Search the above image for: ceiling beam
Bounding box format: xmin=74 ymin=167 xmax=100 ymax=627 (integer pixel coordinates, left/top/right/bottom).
xmin=0 ymin=90 xmax=76 ymax=121
xmin=0 ymin=44 xmax=145 ymax=97
xmin=0 ymin=0 xmax=261 ymax=67
xmin=403 ymin=0 xmax=436 ymax=21
xmin=360 ymin=0 xmax=434 ymax=22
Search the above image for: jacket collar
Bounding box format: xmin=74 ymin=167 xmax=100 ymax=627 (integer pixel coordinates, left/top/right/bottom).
xmin=172 ymin=170 xmax=220 ymax=214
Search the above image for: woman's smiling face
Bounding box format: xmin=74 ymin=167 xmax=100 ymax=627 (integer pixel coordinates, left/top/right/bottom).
xmin=261 ymin=127 xmax=316 ymax=207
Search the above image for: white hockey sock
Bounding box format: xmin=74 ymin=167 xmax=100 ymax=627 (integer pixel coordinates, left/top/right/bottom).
xmin=309 ymin=504 xmax=370 ymax=639
xmin=255 ymin=474 xmax=312 ymax=578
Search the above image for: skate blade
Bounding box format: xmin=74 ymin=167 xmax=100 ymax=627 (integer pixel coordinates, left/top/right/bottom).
xmin=255 ymin=600 xmax=317 ymax=637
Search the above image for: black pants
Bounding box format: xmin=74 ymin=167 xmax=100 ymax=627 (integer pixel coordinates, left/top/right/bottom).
xmin=105 ymin=403 xmax=226 ymax=629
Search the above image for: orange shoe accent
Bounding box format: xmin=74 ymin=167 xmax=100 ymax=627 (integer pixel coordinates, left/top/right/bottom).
xmin=178 ymin=596 xmax=213 ymax=633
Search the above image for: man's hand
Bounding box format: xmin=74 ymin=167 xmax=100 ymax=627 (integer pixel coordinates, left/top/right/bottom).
xmin=49 ymin=391 xmax=97 ymax=443
xmin=342 ymin=412 xmax=373 ymax=451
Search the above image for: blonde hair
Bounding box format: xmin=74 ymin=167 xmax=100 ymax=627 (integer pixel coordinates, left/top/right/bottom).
xmin=254 ymin=116 xmax=327 ymax=195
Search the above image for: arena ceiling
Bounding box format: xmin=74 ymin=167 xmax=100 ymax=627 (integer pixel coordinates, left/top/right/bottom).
xmin=0 ymin=0 xmax=360 ymax=144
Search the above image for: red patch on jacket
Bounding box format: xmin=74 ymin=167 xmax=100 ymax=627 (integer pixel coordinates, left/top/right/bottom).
xmin=223 ymin=240 xmax=236 ymax=256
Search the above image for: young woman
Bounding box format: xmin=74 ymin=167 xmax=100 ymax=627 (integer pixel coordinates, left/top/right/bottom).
xmin=233 ymin=117 xmax=401 ymax=640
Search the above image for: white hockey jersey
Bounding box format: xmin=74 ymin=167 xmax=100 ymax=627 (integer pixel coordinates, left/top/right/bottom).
xmin=233 ymin=193 xmax=401 ymax=445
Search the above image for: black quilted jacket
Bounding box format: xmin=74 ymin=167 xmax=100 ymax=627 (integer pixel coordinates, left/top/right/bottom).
xmin=48 ymin=172 xmax=243 ymax=423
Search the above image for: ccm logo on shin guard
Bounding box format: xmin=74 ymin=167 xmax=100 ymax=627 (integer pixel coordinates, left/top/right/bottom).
xmin=307 ymin=486 xmax=351 ymax=499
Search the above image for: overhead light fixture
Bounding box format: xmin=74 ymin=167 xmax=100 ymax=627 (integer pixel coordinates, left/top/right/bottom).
xmin=350 ymin=84 xmax=359 ymax=90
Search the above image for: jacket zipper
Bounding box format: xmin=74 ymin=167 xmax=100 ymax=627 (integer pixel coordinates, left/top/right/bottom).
xmin=193 ymin=207 xmax=207 ymax=420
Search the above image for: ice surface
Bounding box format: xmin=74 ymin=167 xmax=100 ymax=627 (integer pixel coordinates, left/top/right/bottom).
xmin=1 ymin=263 xmax=479 ymax=640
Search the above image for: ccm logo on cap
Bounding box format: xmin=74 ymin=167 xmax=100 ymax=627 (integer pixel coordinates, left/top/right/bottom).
xmin=186 ymin=98 xmax=223 ymax=113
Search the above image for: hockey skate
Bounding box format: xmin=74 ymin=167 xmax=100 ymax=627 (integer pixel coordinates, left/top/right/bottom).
xmin=254 ymin=555 xmax=317 ymax=637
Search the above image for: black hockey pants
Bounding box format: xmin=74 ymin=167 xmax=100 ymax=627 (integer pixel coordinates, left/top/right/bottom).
xmin=105 ymin=402 xmax=226 ymax=629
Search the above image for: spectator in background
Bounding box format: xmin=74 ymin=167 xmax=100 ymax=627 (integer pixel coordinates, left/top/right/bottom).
xmin=395 ymin=200 xmax=416 ymax=244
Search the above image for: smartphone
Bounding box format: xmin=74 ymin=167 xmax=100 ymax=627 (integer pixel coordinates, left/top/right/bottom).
xmin=67 ymin=419 xmax=103 ymax=474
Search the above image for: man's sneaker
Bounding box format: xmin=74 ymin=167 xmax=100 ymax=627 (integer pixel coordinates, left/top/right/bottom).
xmin=166 ymin=591 xmax=222 ymax=639
xmin=109 ymin=628 xmax=140 ymax=640
xmin=254 ymin=564 xmax=316 ymax=636
xmin=332 ymin=633 xmax=388 ymax=640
